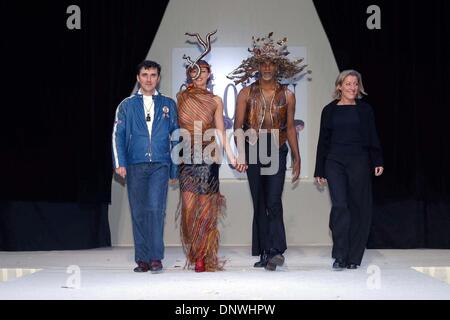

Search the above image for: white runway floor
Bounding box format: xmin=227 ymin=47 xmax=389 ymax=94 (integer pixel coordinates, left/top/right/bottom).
xmin=0 ymin=246 xmax=449 ymax=300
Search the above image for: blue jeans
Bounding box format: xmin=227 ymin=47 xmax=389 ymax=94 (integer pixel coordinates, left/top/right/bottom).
xmin=127 ymin=163 xmax=169 ymax=262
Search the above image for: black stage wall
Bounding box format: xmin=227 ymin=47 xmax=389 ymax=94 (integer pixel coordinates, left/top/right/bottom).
xmin=1 ymin=0 xmax=449 ymax=250
xmin=0 ymin=0 xmax=169 ymax=250
xmin=313 ymin=0 xmax=450 ymax=248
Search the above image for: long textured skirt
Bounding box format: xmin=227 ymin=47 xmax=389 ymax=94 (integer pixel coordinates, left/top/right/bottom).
xmin=178 ymin=163 xmax=225 ymax=271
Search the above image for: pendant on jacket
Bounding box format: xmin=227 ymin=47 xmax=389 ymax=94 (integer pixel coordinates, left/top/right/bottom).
xmin=146 ymin=114 xmax=151 ymax=122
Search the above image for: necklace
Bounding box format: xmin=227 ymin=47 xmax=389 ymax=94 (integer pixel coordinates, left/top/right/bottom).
xmin=143 ymin=96 xmax=153 ymax=122
xmin=259 ymin=87 xmax=276 ymax=128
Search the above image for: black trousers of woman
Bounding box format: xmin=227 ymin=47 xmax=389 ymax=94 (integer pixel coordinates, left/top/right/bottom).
xmin=325 ymin=153 xmax=372 ymax=265
xmin=245 ymin=136 xmax=288 ymax=257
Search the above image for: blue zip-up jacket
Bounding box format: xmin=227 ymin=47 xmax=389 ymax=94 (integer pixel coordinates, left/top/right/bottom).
xmin=112 ymin=91 xmax=179 ymax=179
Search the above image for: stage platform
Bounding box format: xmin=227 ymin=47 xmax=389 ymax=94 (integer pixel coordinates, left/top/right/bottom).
xmin=1 ymin=246 xmax=449 ymax=300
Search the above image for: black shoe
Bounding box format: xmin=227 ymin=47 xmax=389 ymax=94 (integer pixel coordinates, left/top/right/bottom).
xmin=149 ymin=260 xmax=163 ymax=274
xmin=347 ymin=263 xmax=358 ymax=269
xmin=254 ymin=252 xmax=269 ymax=268
xmin=265 ymin=253 xmax=285 ymax=271
xmin=133 ymin=261 xmax=150 ymax=273
xmin=332 ymin=259 xmax=347 ymax=271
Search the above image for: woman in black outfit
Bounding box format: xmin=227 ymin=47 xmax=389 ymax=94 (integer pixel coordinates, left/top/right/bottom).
xmin=314 ymin=70 xmax=384 ymax=270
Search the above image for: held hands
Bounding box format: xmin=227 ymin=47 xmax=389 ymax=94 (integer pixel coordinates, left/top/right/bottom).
xmin=115 ymin=167 xmax=127 ymax=179
xmin=230 ymin=156 xmax=248 ymax=173
xmin=375 ymin=166 xmax=384 ymax=176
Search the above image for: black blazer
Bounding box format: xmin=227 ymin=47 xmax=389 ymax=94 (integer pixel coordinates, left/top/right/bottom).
xmin=314 ymin=99 xmax=384 ymax=178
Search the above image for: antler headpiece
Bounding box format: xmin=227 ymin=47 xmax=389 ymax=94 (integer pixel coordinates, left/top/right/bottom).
xmin=182 ymin=30 xmax=217 ymax=80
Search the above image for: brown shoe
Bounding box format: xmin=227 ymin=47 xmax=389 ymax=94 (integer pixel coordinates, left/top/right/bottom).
xmin=149 ymin=260 xmax=163 ymax=274
xmin=264 ymin=253 xmax=285 ymax=271
xmin=133 ymin=261 xmax=150 ymax=272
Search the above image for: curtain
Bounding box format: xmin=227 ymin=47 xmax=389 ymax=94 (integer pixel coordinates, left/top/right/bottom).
xmin=313 ymin=0 xmax=450 ymax=248
xmin=0 ymin=0 xmax=169 ymax=250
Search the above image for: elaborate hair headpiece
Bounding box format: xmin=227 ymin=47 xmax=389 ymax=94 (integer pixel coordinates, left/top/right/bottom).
xmin=227 ymin=32 xmax=309 ymax=85
xmin=182 ymin=30 xmax=217 ymax=80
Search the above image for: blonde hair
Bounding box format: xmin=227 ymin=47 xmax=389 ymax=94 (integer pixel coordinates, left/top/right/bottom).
xmin=333 ymin=69 xmax=367 ymax=100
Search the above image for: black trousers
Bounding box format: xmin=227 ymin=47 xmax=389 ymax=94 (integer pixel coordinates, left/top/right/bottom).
xmin=325 ymin=153 xmax=372 ymax=265
xmin=245 ymin=137 xmax=288 ymax=256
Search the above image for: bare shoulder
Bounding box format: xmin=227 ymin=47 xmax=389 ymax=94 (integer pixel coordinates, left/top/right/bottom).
xmin=285 ymin=88 xmax=296 ymax=105
xmin=213 ymin=95 xmax=223 ymax=107
xmin=213 ymin=95 xmax=223 ymax=103
xmin=238 ymin=85 xmax=251 ymax=97
xmin=285 ymin=87 xmax=295 ymax=97
xmin=212 ymin=95 xmax=223 ymax=114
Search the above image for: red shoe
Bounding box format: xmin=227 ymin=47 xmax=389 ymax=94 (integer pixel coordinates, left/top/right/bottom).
xmin=195 ymin=258 xmax=205 ymax=272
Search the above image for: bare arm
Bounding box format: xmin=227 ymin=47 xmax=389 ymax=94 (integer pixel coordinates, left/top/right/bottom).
xmin=233 ymin=87 xmax=249 ymax=132
xmin=232 ymin=87 xmax=250 ymax=166
xmin=214 ymin=96 xmax=246 ymax=172
xmin=286 ymin=90 xmax=301 ymax=183
xmin=214 ymin=96 xmax=233 ymax=159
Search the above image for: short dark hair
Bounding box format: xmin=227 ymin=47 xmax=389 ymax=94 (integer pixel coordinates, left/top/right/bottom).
xmin=136 ymin=60 xmax=161 ymax=76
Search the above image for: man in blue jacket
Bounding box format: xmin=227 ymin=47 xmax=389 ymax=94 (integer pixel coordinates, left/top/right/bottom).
xmin=112 ymin=60 xmax=179 ymax=273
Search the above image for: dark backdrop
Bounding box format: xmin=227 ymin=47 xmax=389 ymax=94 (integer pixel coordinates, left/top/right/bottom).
xmin=1 ymin=0 xmax=449 ymax=251
xmin=313 ymin=0 xmax=450 ymax=248
xmin=0 ymin=0 xmax=169 ymax=250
